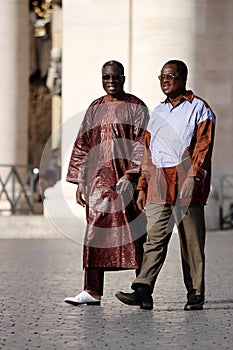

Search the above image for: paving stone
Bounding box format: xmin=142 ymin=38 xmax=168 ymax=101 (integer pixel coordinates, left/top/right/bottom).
xmin=0 ymin=217 xmax=233 ymax=349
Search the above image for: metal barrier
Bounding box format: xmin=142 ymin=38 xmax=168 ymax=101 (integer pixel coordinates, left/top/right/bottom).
xmin=213 ymin=174 xmax=233 ymax=229
xmin=1 ymin=165 xmax=233 ymax=225
xmin=0 ymin=164 xmax=39 ymax=214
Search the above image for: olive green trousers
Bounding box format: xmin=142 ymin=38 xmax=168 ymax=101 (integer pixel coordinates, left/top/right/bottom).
xmin=132 ymin=202 xmax=206 ymax=300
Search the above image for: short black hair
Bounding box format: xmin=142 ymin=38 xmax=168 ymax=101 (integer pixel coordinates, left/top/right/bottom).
xmin=164 ymin=59 xmax=188 ymax=79
xmin=102 ymin=60 xmax=124 ymax=75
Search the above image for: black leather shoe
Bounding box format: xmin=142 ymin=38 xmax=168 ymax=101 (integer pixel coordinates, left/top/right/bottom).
xmin=115 ymin=287 xmax=153 ymax=310
xmin=184 ymin=293 xmax=204 ymax=311
xmin=184 ymin=301 xmax=204 ymax=311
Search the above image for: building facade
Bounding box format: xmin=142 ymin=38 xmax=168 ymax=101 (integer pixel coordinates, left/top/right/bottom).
xmin=1 ymin=0 xmax=233 ymax=227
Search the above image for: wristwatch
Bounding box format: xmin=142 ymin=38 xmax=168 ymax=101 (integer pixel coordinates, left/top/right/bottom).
xmin=195 ymin=176 xmax=201 ymax=182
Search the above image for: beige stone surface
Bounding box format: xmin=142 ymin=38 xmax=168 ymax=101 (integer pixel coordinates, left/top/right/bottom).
xmin=62 ymin=0 xmax=233 ymax=176
xmin=0 ymin=1 xmax=29 ymax=165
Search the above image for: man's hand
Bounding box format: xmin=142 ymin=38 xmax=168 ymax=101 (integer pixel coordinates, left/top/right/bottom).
xmin=137 ymin=191 xmax=146 ymax=212
xmin=76 ymin=183 xmax=86 ymax=207
xmin=116 ymin=174 xmax=134 ymax=194
xmin=180 ymin=177 xmax=195 ymax=199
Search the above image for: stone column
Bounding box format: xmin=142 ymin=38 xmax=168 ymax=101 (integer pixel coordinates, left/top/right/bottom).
xmin=0 ymin=1 xmax=29 ymax=166
xmin=44 ymin=0 xmax=233 ymax=232
xmin=43 ymin=0 xmax=129 ymax=241
xmin=51 ymin=4 xmax=62 ymax=149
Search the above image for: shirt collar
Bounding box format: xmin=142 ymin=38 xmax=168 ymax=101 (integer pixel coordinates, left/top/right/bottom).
xmin=162 ymin=90 xmax=194 ymax=104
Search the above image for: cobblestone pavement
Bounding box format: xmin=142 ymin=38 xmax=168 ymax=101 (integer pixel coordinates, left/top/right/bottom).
xmin=0 ymin=216 xmax=233 ymax=350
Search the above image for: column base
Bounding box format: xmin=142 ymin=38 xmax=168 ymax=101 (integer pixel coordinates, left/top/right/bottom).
xmin=43 ymin=180 xmax=86 ymax=243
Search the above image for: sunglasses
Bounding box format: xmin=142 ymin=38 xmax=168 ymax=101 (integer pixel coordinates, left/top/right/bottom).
xmin=102 ymin=74 xmax=124 ymax=81
xmin=158 ymin=73 xmax=179 ymax=81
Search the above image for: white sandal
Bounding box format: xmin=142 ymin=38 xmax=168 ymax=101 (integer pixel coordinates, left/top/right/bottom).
xmin=64 ymin=291 xmax=101 ymax=306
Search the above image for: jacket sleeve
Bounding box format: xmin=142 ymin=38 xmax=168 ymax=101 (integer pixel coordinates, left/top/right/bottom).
xmin=137 ymin=130 xmax=152 ymax=192
xmin=187 ymin=110 xmax=216 ymax=180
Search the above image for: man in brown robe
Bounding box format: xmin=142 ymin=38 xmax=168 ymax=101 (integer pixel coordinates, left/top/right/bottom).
xmin=64 ymin=60 xmax=149 ymax=305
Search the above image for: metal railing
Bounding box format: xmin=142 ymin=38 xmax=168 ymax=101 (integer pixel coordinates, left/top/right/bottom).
xmin=213 ymin=174 xmax=233 ymax=229
xmin=0 ymin=164 xmax=39 ymax=214
xmin=1 ymin=165 xmax=233 ymax=226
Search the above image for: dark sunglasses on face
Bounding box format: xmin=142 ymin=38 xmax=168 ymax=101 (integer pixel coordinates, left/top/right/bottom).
xmin=102 ymin=74 xmax=124 ymax=81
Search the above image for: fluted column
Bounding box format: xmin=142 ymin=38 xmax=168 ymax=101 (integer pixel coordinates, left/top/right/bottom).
xmin=44 ymin=0 xmax=233 ymax=231
xmin=0 ymin=1 xmax=29 ymax=165
xmin=43 ymin=0 xmax=129 ymax=237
